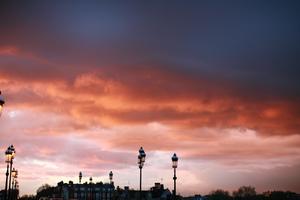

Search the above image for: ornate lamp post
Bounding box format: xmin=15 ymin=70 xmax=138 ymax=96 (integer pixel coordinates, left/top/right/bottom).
xmin=15 ymin=180 xmax=19 ymax=199
xmin=4 ymin=145 xmax=15 ymax=200
xmin=79 ymin=172 xmax=82 ymax=184
xmin=14 ymin=180 xmax=19 ymax=200
xmin=78 ymin=172 xmax=82 ymax=200
xmin=172 ymin=153 xmax=178 ymax=200
xmin=0 ymin=91 xmax=5 ymax=116
xmin=89 ymin=177 xmax=93 ymax=200
xmin=109 ymin=171 xmax=113 ymax=200
xmin=8 ymin=145 xmax=15 ymax=200
xmin=4 ymin=146 xmax=12 ymax=200
xmin=109 ymin=171 xmax=113 ymax=184
xmin=138 ymin=147 xmax=146 ymax=200
xmin=11 ymin=168 xmax=17 ymax=185
xmin=11 ymin=168 xmax=18 ymax=200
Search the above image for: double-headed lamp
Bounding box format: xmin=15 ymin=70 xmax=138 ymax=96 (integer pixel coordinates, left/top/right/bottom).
xmin=138 ymin=147 xmax=146 ymax=168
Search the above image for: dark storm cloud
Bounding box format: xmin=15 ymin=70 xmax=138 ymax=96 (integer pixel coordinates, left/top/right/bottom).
xmin=1 ymin=0 xmax=300 ymax=97
xmin=1 ymin=1 xmax=300 ymax=137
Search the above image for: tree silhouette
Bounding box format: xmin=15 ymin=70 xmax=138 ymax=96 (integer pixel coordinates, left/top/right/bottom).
xmin=207 ymin=189 xmax=232 ymax=200
xmin=36 ymin=184 xmax=54 ymax=199
xmin=267 ymin=191 xmax=299 ymax=200
xmin=233 ymin=186 xmax=256 ymax=200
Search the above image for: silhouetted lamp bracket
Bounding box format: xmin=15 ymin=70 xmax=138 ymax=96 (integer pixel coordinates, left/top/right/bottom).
xmin=172 ymin=153 xmax=178 ymax=169
xmin=0 ymin=91 xmax=5 ymax=116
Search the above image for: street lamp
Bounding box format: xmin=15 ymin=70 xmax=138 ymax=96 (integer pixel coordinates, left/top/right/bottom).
xmin=138 ymin=147 xmax=146 ymax=200
xmin=79 ymin=172 xmax=82 ymax=184
xmin=0 ymin=91 xmax=5 ymax=116
xmin=4 ymin=145 xmax=15 ymax=200
xmin=14 ymin=180 xmax=19 ymax=200
xmin=15 ymin=180 xmax=19 ymax=199
xmin=109 ymin=171 xmax=113 ymax=200
xmin=89 ymin=177 xmax=93 ymax=200
xmin=11 ymin=168 xmax=17 ymax=179
xmin=8 ymin=145 xmax=15 ymax=200
xmin=11 ymin=168 xmax=18 ymax=200
xmin=4 ymin=146 xmax=12 ymax=200
xmin=109 ymin=171 xmax=113 ymax=184
xmin=78 ymin=172 xmax=82 ymax=200
xmin=172 ymin=153 xmax=178 ymax=200
xmin=11 ymin=168 xmax=18 ymax=189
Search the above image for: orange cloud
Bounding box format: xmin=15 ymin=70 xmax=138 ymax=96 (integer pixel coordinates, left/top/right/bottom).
xmin=1 ymin=46 xmax=300 ymax=195
xmin=3 ymin=65 xmax=300 ymax=135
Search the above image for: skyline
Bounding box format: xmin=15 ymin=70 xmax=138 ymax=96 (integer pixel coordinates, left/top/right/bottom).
xmin=1 ymin=0 xmax=300 ymax=196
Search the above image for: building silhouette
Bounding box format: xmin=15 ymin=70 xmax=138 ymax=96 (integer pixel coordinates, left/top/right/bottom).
xmin=49 ymin=181 xmax=114 ymax=200
xmin=37 ymin=181 xmax=171 ymax=200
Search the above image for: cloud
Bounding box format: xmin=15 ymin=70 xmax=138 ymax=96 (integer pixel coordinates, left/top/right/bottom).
xmin=1 ymin=51 xmax=299 ymax=136
xmin=1 ymin=48 xmax=300 ymax=196
xmin=0 ymin=1 xmax=300 ymax=197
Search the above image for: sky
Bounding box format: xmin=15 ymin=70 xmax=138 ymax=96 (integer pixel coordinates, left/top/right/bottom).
xmin=1 ymin=0 xmax=300 ymax=196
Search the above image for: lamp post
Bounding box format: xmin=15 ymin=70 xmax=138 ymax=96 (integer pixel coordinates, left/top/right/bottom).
xmin=109 ymin=171 xmax=113 ymax=184
xmin=11 ymin=168 xmax=17 ymax=200
xmin=14 ymin=180 xmax=18 ymax=200
xmin=78 ymin=172 xmax=82 ymax=200
xmin=0 ymin=91 xmax=5 ymax=116
xmin=172 ymin=153 xmax=178 ymax=200
xmin=8 ymin=145 xmax=15 ymax=200
xmin=138 ymin=147 xmax=146 ymax=200
xmin=4 ymin=146 xmax=12 ymax=200
xmin=109 ymin=171 xmax=113 ymax=200
xmin=1 ymin=92 xmax=7 ymax=200
xmin=89 ymin=177 xmax=93 ymax=200
xmin=79 ymin=172 xmax=82 ymax=184
xmin=15 ymin=180 xmax=19 ymax=200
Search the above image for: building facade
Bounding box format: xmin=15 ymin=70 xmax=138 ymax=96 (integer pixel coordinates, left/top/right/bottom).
xmin=49 ymin=181 xmax=114 ymax=200
xmin=39 ymin=182 xmax=171 ymax=200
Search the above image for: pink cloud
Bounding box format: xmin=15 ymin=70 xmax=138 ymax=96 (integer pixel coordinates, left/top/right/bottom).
xmin=0 ymin=46 xmax=300 ymax=195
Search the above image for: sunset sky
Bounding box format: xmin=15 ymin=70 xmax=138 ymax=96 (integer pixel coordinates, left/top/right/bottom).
xmin=1 ymin=0 xmax=300 ymax=196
